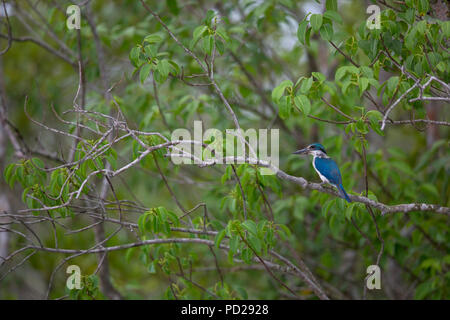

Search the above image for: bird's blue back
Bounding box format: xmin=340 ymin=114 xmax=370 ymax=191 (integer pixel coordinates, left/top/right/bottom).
xmin=314 ymin=157 xmax=343 ymax=186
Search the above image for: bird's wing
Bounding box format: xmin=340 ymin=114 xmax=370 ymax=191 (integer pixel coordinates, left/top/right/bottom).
xmin=314 ymin=157 xmax=343 ymax=185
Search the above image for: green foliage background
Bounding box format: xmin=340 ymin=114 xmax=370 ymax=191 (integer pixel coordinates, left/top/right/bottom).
xmin=0 ymin=0 xmax=449 ymax=300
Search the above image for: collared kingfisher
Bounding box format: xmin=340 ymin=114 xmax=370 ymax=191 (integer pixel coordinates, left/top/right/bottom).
xmin=293 ymin=143 xmax=351 ymax=203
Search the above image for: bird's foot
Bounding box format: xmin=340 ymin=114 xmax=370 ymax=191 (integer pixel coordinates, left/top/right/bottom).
xmin=319 ymin=182 xmax=335 ymax=192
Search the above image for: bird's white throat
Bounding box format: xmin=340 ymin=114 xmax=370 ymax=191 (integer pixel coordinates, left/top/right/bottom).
xmin=312 ymin=155 xmax=331 ymax=184
xmin=310 ymin=150 xmax=328 ymax=158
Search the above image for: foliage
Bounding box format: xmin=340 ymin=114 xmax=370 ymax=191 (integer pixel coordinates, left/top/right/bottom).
xmin=0 ymin=0 xmax=449 ymax=300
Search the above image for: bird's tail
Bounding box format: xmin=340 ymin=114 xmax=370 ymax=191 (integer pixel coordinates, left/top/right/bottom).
xmin=337 ymin=184 xmax=351 ymax=203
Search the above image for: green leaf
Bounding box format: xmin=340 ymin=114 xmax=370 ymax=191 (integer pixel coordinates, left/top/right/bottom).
xmin=341 ymin=79 xmax=352 ymax=94
xmin=144 ymin=45 xmax=157 ymax=58
xmin=335 ymin=66 xmax=347 ymax=82
xmin=215 ymin=27 xmax=230 ymax=43
xmin=366 ymin=110 xmax=384 ymax=136
xmin=193 ymin=25 xmax=208 ymax=46
xmin=326 ymin=0 xmax=338 ymax=11
xmin=294 ymin=95 xmax=311 ymax=116
xmin=312 ymin=72 xmax=326 ymax=83
xmin=345 ymin=37 xmax=358 ymax=56
xmin=360 ymin=66 xmax=374 ymax=78
xmin=215 ymin=40 xmax=225 ymax=55
xmin=271 ymin=80 xmax=293 ymax=102
xmin=328 ymin=213 xmax=340 ymax=235
xmin=248 ymin=235 xmax=261 ymax=254
xmin=441 ymin=21 xmax=450 ymax=38
xmin=294 ymin=76 xmax=305 ymax=90
xmin=368 ymin=119 xmax=383 ymax=137
xmin=387 ymin=76 xmax=399 ymax=94
xmin=436 ymin=61 xmax=445 ymax=73
xmin=31 ymin=158 xmax=45 ymax=169
xmin=324 ymin=10 xmax=342 ymax=24
xmin=166 ymin=210 xmax=180 ymax=226
xmin=356 ymin=119 xmax=368 ymax=134
xmin=166 ymin=0 xmax=179 ymax=15
xmin=366 ymin=110 xmax=383 ymax=121
xmin=157 ymin=59 xmax=171 ymax=79
xmin=305 ymin=27 xmax=312 ymax=46
xmin=144 ymin=34 xmax=163 ymax=44
xmin=415 ymin=281 xmax=433 ymax=299
xmin=148 ymin=261 xmax=156 ymax=274
xmin=345 ymin=203 xmax=356 ymax=220
xmin=204 ymin=9 xmax=215 ymax=25
xmin=310 ymin=14 xmax=323 ymax=33
xmin=16 ymin=166 xmax=24 ymax=184
xmin=202 ymin=35 xmax=214 ymax=55
xmin=390 ymin=161 xmax=415 ymax=176
xmin=242 ymin=220 xmax=257 ymax=235
xmin=416 ymin=20 xmax=427 ymax=35
xmin=278 ymin=96 xmax=291 ymax=119
xmin=101 ymin=155 xmax=115 ymax=173
xmin=236 ymin=287 xmax=248 ymax=300
xmin=168 ymin=60 xmax=180 ymax=75
xmin=405 ymin=28 xmax=417 ymax=51
xmin=125 ymin=247 xmax=135 ymax=262
xmin=297 ymin=20 xmax=309 ymax=45
xmin=417 ymin=0 xmax=429 ymax=15
xmin=420 ymin=183 xmax=440 ymax=200
xmin=319 ymin=23 xmax=333 ymax=41
xmin=215 ymin=229 xmax=226 ymax=248
xmin=359 ymin=77 xmax=369 ymax=96
xmin=299 ymin=77 xmax=313 ymax=94
xmin=129 ymin=46 xmax=141 ymax=67
xmin=21 ymin=187 xmax=32 ymax=203
xmin=4 ymin=163 xmax=16 ymax=187
xmin=322 ymin=199 xmax=335 ymax=218
xmin=229 ymin=235 xmax=239 ymax=253
xmin=140 ymin=64 xmax=151 ymax=84
xmin=347 ymin=66 xmax=359 ymax=75
xmin=138 ymin=212 xmax=149 ymax=234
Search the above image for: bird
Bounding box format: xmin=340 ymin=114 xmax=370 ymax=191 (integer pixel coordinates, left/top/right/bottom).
xmin=293 ymin=143 xmax=351 ymax=203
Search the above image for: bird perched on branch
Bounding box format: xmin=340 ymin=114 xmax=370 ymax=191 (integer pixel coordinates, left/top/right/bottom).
xmin=293 ymin=143 xmax=351 ymax=203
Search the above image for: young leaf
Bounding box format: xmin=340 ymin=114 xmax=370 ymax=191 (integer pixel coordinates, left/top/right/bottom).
xmin=312 ymin=72 xmax=326 ymax=83
xmin=129 ymin=46 xmax=141 ymax=67
xmin=215 ymin=229 xmax=226 ymax=248
xmin=297 ymin=20 xmax=309 ymax=45
xmin=157 ymin=59 xmax=171 ymax=79
xmin=202 ymin=35 xmax=214 ymax=55
xmin=300 ymin=77 xmax=313 ymax=94
xmin=278 ymin=96 xmax=290 ymax=119
xmin=319 ymin=23 xmax=333 ymax=41
xmin=310 ymin=14 xmax=323 ymax=33
xmin=144 ymin=34 xmax=163 ymax=44
xmin=326 ymin=0 xmax=338 ymax=11
xmin=324 ymin=10 xmax=342 ymax=24
xmin=271 ymin=80 xmax=293 ymax=102
xmin=4 ymin=164 xmax=16 ymax=187
xmin=242 ymin=220 xmax=257 ymax=235
xmin=294 ymin=95 xmax=311 ymax=116
xmin=215 ymin=27 xmax=229 ymax=42
xmin=345 ymin=203 xmax=356 ymax=220
xmin=193 ymin=25 xmax=208 ymax=46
